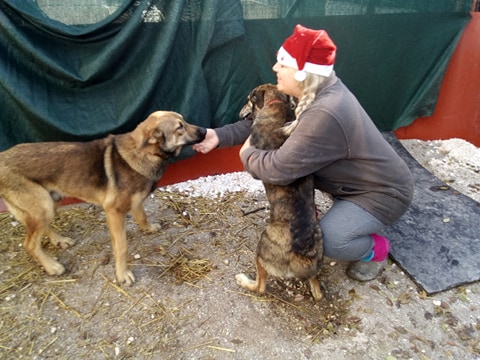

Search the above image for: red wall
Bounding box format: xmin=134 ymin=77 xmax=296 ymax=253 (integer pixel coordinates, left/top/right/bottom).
xmin=395 ymin=12 xmax=480 ymax=147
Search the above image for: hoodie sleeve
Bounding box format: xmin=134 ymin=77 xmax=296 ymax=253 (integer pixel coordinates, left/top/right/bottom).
xmin=215 ymin=119 xmax=252 ymax=148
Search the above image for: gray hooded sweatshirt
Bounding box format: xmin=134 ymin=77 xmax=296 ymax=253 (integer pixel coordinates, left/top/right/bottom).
xmin=219 ymin=74 xmax=414 ymax=225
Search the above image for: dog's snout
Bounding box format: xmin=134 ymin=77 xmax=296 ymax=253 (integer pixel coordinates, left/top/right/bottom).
xmin=239 ymin=103 xmax=253 ymax=121
xmin=241 ymin=112 xmax=253 ymax=121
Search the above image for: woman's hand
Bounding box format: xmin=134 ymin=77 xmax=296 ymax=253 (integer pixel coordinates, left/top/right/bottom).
xmin=192 ymin=129 xmax=219 ymax=154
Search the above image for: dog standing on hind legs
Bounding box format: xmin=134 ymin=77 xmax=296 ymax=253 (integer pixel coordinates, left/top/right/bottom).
xmin=0 ymin=111 xmax=206 ymax=285
xmin=235 ymin=84 xmax=324 ymax=301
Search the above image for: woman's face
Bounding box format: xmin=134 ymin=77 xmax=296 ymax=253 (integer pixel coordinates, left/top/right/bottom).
xmin=272 ymin=62 xmax=303 ymax=98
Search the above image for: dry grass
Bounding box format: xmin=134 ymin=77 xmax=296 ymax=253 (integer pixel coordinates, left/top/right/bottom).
xmin=2 ymin=189 xmax=477 ymax=359
xmin=0 ymin=190 xmax=357 ymax=358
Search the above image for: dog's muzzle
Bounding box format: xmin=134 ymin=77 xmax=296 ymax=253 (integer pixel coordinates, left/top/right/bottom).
xmin=239 ymin=101 xmax=254 ymax=121
xmin=241 ymin=112 xmax=253 ymax=121
xmin=240 ymin=107 xmax=254 ymax=121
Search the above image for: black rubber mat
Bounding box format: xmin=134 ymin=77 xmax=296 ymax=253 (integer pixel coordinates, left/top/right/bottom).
xmin=380 ymin=132 xmax=480 ymax=294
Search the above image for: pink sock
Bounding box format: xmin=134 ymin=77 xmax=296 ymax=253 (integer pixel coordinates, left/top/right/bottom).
xmin=371 ymin=234 xmax=390 ymax=262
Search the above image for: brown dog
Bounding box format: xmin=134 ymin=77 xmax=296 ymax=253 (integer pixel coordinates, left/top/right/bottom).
xmin=235 ymin=84 xmax=324 ymax=301
xmin=0 ymin=111 xmax=206 ymax=285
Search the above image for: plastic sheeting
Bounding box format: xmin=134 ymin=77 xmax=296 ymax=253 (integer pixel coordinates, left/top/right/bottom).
xmin=0 ymin=0 xmax=471 ymax=151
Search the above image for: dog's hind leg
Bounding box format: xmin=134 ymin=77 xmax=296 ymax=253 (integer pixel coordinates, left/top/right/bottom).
xmin=45 ymin=227 xmax=75 ymax=249
xmin=5 ymin=192 xmax=66 ymax=275
xmin=308 ymin=277 xmax=323 ymax=301
xmin=130 ymin=193 xmax=161 ymax=233
xmin=24 ymin=221 xmax=66 ymax=275
xmin=235 ymin=257 xmax=268 ymax=294
xmin=44 ymin=193 xmax=75 ymax=249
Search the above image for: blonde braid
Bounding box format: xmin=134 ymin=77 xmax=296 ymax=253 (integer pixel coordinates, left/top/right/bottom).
xmin=283 ymin=73 xmax=328 ymax=135
xmin=295 ymin=74 xmax=327 ymax=118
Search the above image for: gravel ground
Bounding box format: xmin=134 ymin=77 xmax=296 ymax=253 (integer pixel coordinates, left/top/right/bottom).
xmin=0 ymin=138 xmax=479 ymax=360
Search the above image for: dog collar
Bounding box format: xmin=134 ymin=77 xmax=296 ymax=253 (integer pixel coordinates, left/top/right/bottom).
xmin=265 ymin=99 xmax=286 ymax=107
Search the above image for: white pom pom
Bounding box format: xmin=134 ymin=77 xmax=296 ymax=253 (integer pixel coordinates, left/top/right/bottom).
xmin=294 ymin=70 xmax=306 ymax=81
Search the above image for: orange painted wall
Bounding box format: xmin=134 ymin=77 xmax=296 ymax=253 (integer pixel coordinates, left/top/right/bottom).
xmin=395 ymin=12 xmax=480 ymax=147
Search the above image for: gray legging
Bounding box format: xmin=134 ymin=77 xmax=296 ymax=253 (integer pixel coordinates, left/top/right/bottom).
xmin=319 ymin=199 xmax=387 ymax=261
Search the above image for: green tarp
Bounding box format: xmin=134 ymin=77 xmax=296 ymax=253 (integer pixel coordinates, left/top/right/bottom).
xmin=0 ymin=0 xmax=471 ymax=154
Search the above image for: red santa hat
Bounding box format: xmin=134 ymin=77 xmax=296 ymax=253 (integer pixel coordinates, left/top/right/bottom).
xmin=277 ymin=24 xmax=337 ymax=81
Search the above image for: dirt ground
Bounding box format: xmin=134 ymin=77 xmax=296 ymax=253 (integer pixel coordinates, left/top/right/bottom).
xmin=0 ymin=139 xmax=479 ymax=360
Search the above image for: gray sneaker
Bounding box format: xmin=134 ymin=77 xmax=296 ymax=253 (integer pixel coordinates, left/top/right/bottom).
xmin=346 ymin=259 xmax=388 ymax=281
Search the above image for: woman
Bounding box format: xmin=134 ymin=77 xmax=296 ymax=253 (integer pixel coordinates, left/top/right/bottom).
xmin=193 ymin=24 xmax=414 ymax=281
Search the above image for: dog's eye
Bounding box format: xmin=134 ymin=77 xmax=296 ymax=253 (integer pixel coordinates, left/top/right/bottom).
xmin=177 ymin=123 xmax=184 ymax=131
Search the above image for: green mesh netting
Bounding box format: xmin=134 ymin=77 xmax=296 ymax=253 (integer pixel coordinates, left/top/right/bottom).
xmin=0 ymin=0 xmax=471 ymax=152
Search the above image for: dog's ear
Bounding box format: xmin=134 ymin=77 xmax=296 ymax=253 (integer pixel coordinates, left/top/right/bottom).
xmin=251 ymin=89 xmax=265 ymax=109
xmin=136 ymin=114 xmax=165 ymax=147
xmin=147 ymin=128 xmax=165 ymax=145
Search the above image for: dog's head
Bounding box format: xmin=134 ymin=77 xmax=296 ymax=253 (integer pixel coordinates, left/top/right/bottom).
xmin=137 ymin=111 xmax=206 ymax=157
xmin=239 ymin=83 xmax=296 ymax=122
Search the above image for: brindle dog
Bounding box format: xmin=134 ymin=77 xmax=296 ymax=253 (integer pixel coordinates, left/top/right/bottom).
xmin=235 ymin=84 xmax=324 ymax=301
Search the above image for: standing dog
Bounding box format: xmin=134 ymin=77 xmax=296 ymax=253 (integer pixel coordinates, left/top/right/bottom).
xmin=235 ymin=84 xmax=324 ymax=301
xmin=0 ymin=111 xmax=206 ymax=285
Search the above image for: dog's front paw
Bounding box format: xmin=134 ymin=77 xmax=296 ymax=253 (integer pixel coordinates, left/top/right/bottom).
xmin=117 ymin=269 xmax=135 ymax=286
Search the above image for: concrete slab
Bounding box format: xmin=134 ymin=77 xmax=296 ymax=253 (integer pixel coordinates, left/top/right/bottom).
xmin=381 ymin=132 xmax=480 ymax=294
